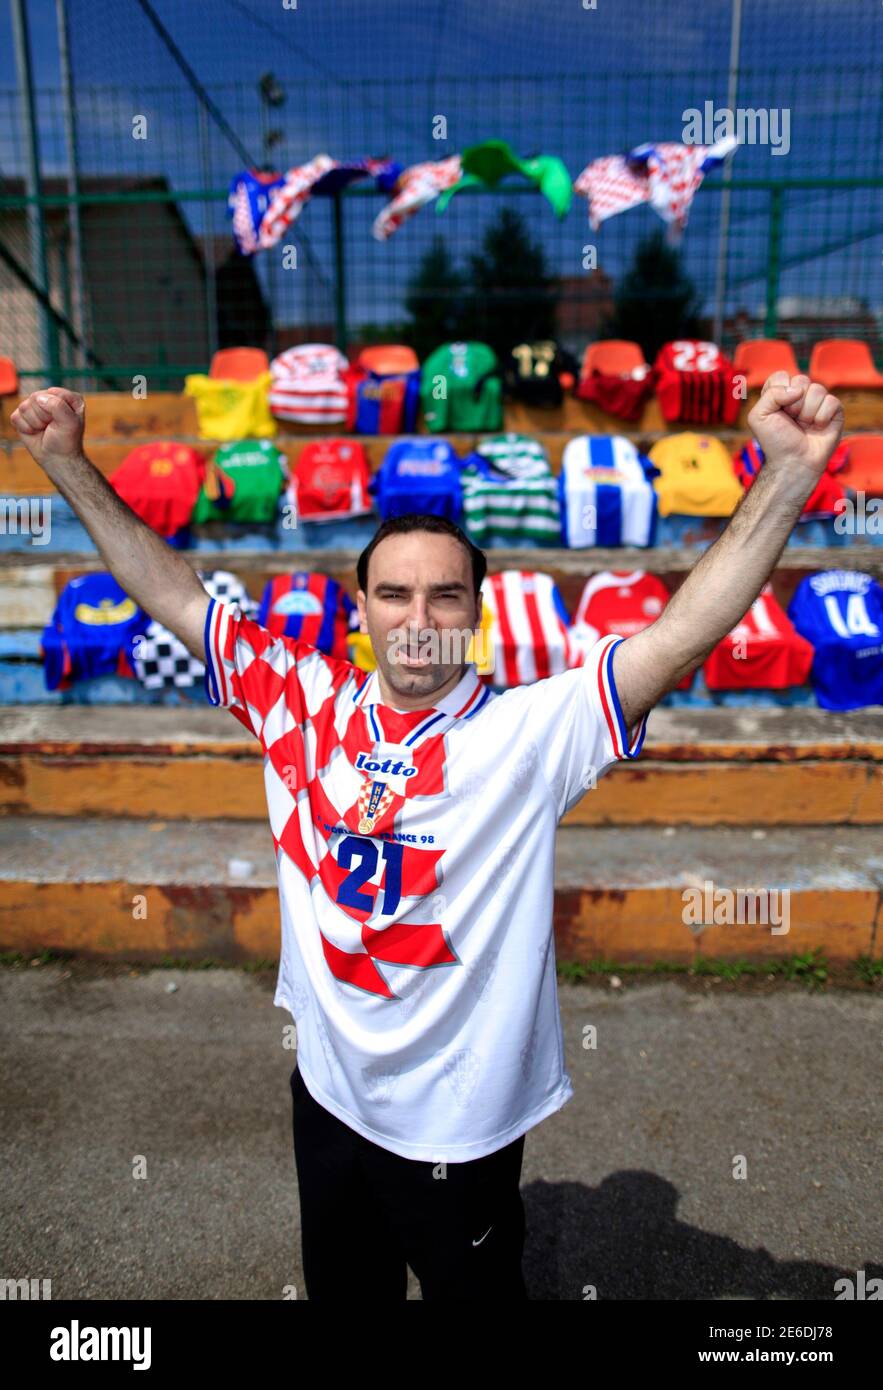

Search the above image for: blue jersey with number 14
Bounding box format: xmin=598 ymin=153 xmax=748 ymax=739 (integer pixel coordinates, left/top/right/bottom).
xmin=788 ymin=570 xmax=883 ymax=710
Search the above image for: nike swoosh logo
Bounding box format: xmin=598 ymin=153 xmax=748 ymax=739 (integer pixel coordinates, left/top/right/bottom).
xmin=472 ymin=1227 xmax=492 ymax=1246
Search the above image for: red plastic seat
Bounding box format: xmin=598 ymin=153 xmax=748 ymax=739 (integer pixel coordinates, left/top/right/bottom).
xmin=209 ymin=347 xmax=270 ymax=382
xmin=581 ymin=340 xmax=647 ymax=377
xmin=808 ymin=340 xmax=883 ymax=390
xmin=732 ymin=339 xmax=800 ymax=390
xmin=839 ymin=435 xmax=883 ymax=495
xmin=0 ymin=356 xmax=19 ymax=395
xmin=357 ymin=344 xmax=419 ymax=375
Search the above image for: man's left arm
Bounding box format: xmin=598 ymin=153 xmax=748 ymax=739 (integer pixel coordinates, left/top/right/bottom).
xmin=612 ymin=372 xmax=844 ymax=728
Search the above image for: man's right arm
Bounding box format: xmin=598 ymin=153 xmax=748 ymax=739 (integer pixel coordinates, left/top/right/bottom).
xmin=10 ymin=387 xmax=210 ymax=660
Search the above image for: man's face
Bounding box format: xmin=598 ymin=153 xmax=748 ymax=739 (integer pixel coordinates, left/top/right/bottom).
xmin=356 ymin=531 xmax=482 ymax=707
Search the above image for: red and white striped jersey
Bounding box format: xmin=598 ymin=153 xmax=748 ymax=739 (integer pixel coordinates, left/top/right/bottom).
xmin=477 ymin=570 xmax=582 ymax=688
xmin=269 ymin=344 xmax=350 ymax=424
xmin=204 ymin=597 xmax=647 ymax=1161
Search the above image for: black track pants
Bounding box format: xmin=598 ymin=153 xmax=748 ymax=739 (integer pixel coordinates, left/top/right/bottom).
xmin=289 ymin=1062 xmax=529 ymax=1301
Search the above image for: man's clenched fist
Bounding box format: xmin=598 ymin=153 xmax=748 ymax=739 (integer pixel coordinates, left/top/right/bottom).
xmin=747 ymin=372 xmax=843 ymax=482
xmin=10 ymin=387 xmax=86 ymax=470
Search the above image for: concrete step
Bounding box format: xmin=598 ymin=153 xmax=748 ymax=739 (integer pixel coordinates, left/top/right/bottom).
xmin=0 ymin=817 xmax=878 ymax=964
xmin=1 ymin=705 xmax=880 ymax=825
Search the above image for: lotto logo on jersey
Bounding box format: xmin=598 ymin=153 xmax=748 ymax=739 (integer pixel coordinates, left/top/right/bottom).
xmin=355 ymin=751 xmax=419 ymax=779
xmin=354 ymin=750 xmax=419 ymax=806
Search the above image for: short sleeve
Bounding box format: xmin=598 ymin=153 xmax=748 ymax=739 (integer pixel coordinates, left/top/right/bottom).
xmin=203 ymin=596 xmax=286 ymax=741
xmin=519 ymin=634 xmax=648 ymax=819
xmin=203 ymin=596 xmax=355 ymax=747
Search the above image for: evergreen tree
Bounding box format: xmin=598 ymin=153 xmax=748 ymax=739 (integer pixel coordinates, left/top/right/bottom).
xmin=463 ymin=207 xmax=557 ymax=358
xmin=603 ymin=230 xmax=704 ymax=360
xmin=404 ymin=236 xmax=467 ymax=359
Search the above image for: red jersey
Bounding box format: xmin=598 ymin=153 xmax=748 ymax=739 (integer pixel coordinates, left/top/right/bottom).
xmin=733 ymin=439 xmax=848 ymax=519
xmin=289 ymin=439 xmax=373 ymax=522
xmin=704 ymin=586 xmax=814 ymax=689
xmin=110 ymin=441 xmax=206 ymax=537
xmin=571 ymin=570 xmax=693 ymax=689
xmin=654 ymin=340 xmax=741 ymax=426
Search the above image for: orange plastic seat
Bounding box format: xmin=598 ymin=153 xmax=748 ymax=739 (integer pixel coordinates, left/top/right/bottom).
xmin=732 ymin=339 xmax=800 ymax=390
xmin=839 ymin=435 xmax=883 ymax=495
xmin=808 ymin=340 xmax=883 ymax=390
xmin=0 ymin=355 xmax=19 ymax=395
xmin=581 ymin=340 xmax=647 ymax=377
xmin=209 ymin=347 xmax=270 ymax=382
xmin=358 ymin=344 xmax=419 ymax=375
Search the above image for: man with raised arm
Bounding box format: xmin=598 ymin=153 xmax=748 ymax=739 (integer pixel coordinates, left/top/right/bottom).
xmin=10 ymin=374 xmax=843 ymax=1302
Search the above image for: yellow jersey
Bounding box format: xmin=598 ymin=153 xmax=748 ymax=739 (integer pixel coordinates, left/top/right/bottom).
xmin=648 ymin=432 xmax=743 ymax=517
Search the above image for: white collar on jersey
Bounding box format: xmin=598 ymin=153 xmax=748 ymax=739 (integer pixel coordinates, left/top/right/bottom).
xmin=355 ymin=661 xmax=483 ymax=718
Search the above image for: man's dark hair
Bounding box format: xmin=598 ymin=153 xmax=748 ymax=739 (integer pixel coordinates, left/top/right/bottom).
xmin=357 ymin=514 xmax=487 ymax=602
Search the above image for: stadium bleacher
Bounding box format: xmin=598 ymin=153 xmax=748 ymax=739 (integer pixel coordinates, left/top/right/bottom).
xmin=1 ymin=342 xmax=881 ymax=964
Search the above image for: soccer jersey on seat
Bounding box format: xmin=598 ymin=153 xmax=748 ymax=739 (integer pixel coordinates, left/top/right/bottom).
xmin=475 ymin=569 xmax=581 ymax=687
xmin=734 ymin=438 xmax=848 ymax=519
xmin=559 ymin=435 xmax=658 ymax=546
xmin=191 ymin=439 xmax=287 ymax=525
xmin=41 ymin=573 xmax=149 ymax=692
xmin=370 ymin=438 xmax=463 ymax=520
xmin=257 ymin=572 xmax=357 ymax=660
xmin=788 ymin=570 xmax=883 ymax=710
xmin=569 ymin=570 xmax=694 ymax=689
xmin=109 ymin=441 xmax=206 ymax=538
xmin=649 ymin=432 xmax=744 ymax=517
xmin=703 ymin=585 xmax=814 ymax=690
xmin=269 ymin=344 xmax=350 ymax=424
xmin=460 ymin=434 xmax=560 ymax=547
xmin=133 ymin=571 xmax=257 ymax=692
xmin=653 ymin=340 xmax=741 ymax=425
xmin=288 ymin=439 xmax=373 ymax=523
xmin=419 ymin=342 xmax=503 ymax=433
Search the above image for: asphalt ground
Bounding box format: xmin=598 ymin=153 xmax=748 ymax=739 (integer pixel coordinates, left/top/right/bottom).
xmin=1 ymin=960 xmax=880 ymax=1302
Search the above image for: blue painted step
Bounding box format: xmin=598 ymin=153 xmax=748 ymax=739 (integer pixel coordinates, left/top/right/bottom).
xmin=2 ymin=500 xmax=875 ymax=554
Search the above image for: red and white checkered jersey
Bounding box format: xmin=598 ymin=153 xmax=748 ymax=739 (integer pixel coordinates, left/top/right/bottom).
xmin=372 ymin=155 xmax=462 ymax=240
xmin=259 ymin=154 xmax=336 ymax=249
xmin=575 ymin=137 xmax=738 ymax=232
xmin=203 ymin=596 xmax=647 ymax=1161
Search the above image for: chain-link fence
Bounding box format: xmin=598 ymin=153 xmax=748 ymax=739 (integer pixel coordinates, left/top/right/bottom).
xmin=1 ymin=0 xmax=880 ymax=388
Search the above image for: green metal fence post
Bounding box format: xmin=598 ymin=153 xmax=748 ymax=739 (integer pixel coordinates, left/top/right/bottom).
xmin=332 ymin=191 xmax=347 ymax=352
xmin=11 ymin=0 xmax=61 ymax=383
xmin=764 ymin=186 xmax=784 ymax=338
